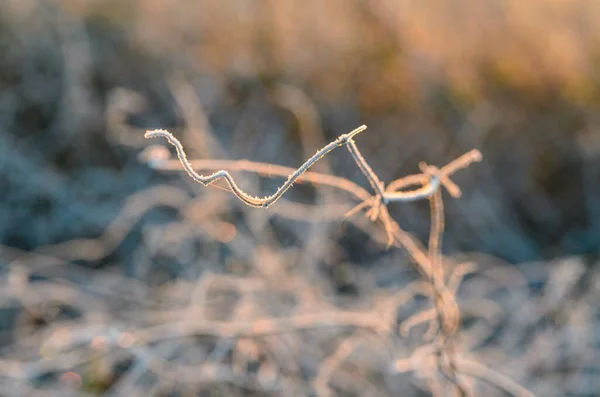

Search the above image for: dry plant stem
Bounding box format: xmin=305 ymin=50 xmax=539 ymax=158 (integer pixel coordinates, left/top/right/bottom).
xmin=385 ymin=177 xmax=441 ymax=202
xmin=143 ymin=125 xmax=534 ymax=396
xmin=456 ymin=358 xmax=536 ymax=397
xmin=395 ymin=350 xmax=534 ymax=397
xmin=427 ymin=185 xmax=469 ymax=397
xmin=345 ymin=138 xmax=445 ymax=204
xmin=385 ymin=149 xmax=482 ymax=198
xmin=378 ymin=204 xmax=432 ymax=277
xmin=345 ymin=139 xmax=386 ymax=198
xmin=344 ymin=198 xmax=375 ymax=219
xmin=144 ymin=128 xmax=481 ymax=211
xmin=137 ymin=311 xmax=384 ymax=342
xmin=428 ymin=188 xmax=444 ymax=283
xmin=149 ymin=157 xmax=371 ymax=202
xmin=145 ymin=125 xmax=367 ymax=208
xmin=386 ymin=174 xmax=431 ymax=193
xmin=428 ymin=186 xmax=459 ymax=336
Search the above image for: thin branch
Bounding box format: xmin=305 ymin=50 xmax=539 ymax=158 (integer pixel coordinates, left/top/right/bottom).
xmin=345 ymin=139 xmax=386 ymax=198
xmin=144 ymin=125 xmax=367 ymax=208
xmin=143 ymin=155 xmax=371 ymax=202
xmin=457 ymin=358 xmax=536 ymax=397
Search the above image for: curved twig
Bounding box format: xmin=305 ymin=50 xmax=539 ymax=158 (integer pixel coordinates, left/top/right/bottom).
xmin=142 ymin=156 xmax=371 ymax=202
xmin=145 ymin=125 xmax=367 ymax=208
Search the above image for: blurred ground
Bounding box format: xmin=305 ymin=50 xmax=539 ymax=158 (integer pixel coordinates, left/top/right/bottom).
xmin=0 ymin=1 xmax=599 ymax=396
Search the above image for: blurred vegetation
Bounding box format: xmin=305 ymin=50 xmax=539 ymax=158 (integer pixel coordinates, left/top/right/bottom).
xmin=1 ymin=1 xmax=600 ymax=396
xmin=2 ymin=0 xmax=600 ymax=263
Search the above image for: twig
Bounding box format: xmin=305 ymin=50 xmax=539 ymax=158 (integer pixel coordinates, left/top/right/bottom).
xmin=145 ymin=125 xmax=367 ymax=208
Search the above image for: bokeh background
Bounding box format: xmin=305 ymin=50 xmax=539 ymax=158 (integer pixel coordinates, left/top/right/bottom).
xmin=0 ymin=0 xmax=599 ymax=396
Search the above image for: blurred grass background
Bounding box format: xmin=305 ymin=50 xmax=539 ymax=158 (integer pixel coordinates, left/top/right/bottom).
xmin=2 ymin=0 xmax=600 ymax=263
xmin=1 ymin=1 xmax=600 ymax=395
